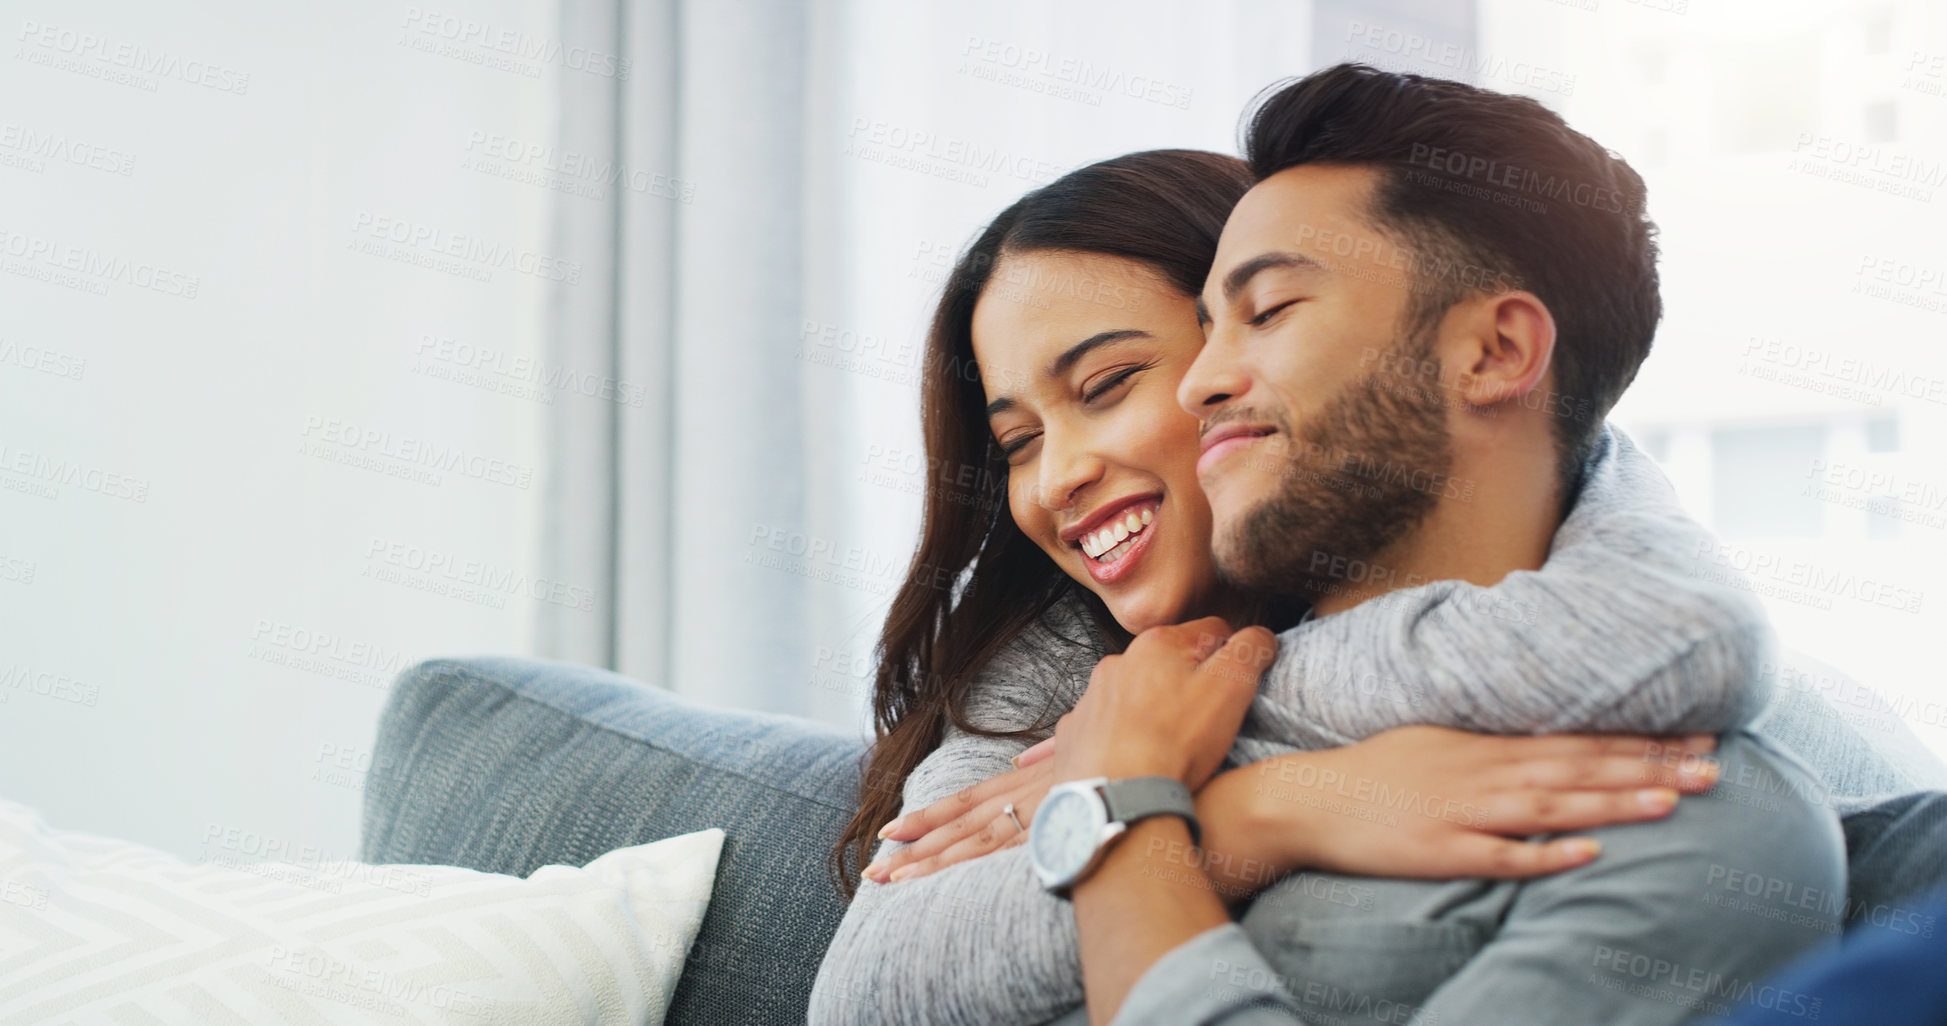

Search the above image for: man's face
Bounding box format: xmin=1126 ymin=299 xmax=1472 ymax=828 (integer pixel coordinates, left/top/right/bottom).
xmin=1179 ymin=164 xmax=1455 ymax=599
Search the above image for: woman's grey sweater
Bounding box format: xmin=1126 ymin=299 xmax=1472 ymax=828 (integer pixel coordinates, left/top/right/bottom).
xmin=805 ymin=428 xmax=1896 ymax=1026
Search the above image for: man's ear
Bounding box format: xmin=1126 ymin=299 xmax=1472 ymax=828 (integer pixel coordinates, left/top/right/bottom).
xmin=1440 ymin=291 xmax=1557 ymax=409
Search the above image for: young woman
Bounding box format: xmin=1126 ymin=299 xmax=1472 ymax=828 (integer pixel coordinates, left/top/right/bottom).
xmin=809 ymin=149 xmax=1761 ymax=1024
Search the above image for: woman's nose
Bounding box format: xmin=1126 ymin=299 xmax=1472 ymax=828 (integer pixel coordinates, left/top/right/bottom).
xmin=1033 ymin=444 xmax=1102 ymax=512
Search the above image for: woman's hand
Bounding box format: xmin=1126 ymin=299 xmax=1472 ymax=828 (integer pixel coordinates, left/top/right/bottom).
xmin=1195 ymin=725 xmax=1722 ymax=897
xmin=865 ymin=616 xmax=1275 ymax=885
xmin=862 ymin=737 xmax=1057 ymax=884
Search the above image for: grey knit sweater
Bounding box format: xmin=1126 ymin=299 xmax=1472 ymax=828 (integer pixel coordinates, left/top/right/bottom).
xmin=804 ymin=428 xmax=1807 ymax=1026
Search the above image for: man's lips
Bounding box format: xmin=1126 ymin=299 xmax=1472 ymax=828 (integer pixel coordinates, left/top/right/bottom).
xmin=1197 ymin=423 xmax=1275 ymax=476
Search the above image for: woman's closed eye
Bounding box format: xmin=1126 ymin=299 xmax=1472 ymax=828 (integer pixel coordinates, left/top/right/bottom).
xmin=1082 ymin=361 xmax=1155 ymax=403
xmin=995 ymin=360 xmax=1158 ymax=463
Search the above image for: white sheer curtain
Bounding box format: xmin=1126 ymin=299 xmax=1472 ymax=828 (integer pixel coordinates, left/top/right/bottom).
xmin=537 ymin=0 xmax=828 ymax=715
xmin=532 ymin=0 xmax=1487 ymax=726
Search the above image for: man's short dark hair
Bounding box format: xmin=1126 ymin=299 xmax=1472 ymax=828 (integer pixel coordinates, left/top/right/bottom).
xmin=1243 ymin=62 xmax=1661 ymax=493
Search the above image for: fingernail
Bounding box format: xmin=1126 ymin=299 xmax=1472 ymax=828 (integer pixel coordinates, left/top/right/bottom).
xmin=888 ymin=865 xmax=915 ymax=883
xmin=863 ymin=859 xmax=886 ymax=880
xmin=1566 ymin=838 xmax=1602 ymax=861
xmin=1010 ymin=753 xmax=1023 ymax=769
xmin=877 ymin=819 xmax=899 ymax=840
xmin=1683 ymin=734 xmax=1717 ymax=752
xmin=1682 ymin=761 xmax=1721 ymax=785
xmin=1637 ymin=787 xmax=1679 ymax=812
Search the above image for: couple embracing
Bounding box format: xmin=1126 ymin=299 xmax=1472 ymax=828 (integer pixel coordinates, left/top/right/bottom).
xmin=807 ymin=64 xmax=1852 ymax=1026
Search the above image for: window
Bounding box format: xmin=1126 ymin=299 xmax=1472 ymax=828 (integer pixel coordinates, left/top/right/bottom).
xmin=1710 ymin=425 xmax=1826 ymax=540
xmin=1864 ymin=8 xmax=1896 ymax=55
xmin=1863 ymin=100 xmax=1898 ymax=143
xmin=1867 ymin=415 xmax=1901 ymax=453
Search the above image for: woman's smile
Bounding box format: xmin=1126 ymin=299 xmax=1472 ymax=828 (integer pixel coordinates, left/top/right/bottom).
xmin=1070 ymin=498 xmax=1161 ymax=584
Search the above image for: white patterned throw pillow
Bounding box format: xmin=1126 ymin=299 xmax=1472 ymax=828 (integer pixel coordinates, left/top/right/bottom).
xmin=0 ymin=798 xmax=722 ymax=1024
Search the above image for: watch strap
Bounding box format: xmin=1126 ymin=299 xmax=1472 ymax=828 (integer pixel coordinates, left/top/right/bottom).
xmin=1100 ymin=776 xmax=1200 ymax=846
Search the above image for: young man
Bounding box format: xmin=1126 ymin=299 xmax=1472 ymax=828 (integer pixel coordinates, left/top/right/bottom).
xmin=1051 ymin=65 xmax=1841 ymax=1025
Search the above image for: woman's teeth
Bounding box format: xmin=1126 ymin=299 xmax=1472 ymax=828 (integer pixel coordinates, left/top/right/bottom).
xmin=1081 ymin=505 xmax=1156 ymax=562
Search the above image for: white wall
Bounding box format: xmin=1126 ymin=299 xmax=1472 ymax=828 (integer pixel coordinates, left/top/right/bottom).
xmin=1 ymin=0 xmax=561 ymax=860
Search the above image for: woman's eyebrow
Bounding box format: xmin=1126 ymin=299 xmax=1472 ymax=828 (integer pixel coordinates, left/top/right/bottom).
xmin=985 ymin=329 xmax=1153 ymax=419
xmin=1049 ymin=329 xmax=1151 ymax=377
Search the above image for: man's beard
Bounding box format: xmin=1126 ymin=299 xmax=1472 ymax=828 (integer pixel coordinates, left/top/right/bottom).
xmin=1212 ymin=333 xmax=1454 ymax=602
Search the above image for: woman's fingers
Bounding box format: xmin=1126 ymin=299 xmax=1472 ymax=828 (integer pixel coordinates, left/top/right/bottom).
xmin=1012 ymin=736 xmax=1056 ymax=768
xmin=1473 ymin=786 xmax=1683 ymax=835
xmin=1439 ymin=833 xmax=1605 ymax=880
xmin=866 ymin=764 xmax=1049 ymax=883
xmin=1493 ymin=750 xmax=1721 ymax=794
xmin=1492 ymin=731 xmax=1717 ymax=763
xmin=880 ymin=763 xmax=1037 ymax=841
xmin=888 ymin=800 xmax=994 ymax=860
xmin=877 ymin=781 xmax=987 ymax=842
xmin=872 ymin=796 xmax=1037 ymax=883
xmin=887 ymin=809 xmax=1034 ymax=882
xmin=876 ymin=785 xmax=1017 ymax=865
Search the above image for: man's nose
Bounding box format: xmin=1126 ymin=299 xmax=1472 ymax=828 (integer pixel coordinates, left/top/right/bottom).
xmin=1178 ymin=334 xmax=1249 ymax=417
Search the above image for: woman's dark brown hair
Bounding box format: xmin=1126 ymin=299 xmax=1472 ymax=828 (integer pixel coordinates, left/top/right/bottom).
xmin=829 ymin=149 xmax=1254 ymax=898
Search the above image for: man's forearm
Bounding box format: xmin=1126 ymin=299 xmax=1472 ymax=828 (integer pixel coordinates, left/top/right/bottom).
xmin=1192 ymin=765 xmax=1298 ymax=906
xmin=1243 ymin=432 xmax=1772 ymax=758
xmin=1072 ymin=816 xmax=1232 ymax=1025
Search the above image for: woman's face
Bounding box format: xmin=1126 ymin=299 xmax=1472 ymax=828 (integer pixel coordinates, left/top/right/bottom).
xmin=971 ymin=249 xmax=1235 ymax=633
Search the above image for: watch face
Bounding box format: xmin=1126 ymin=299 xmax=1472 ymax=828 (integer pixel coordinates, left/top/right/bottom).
xmin=1031 ymin=786 xmax=1105 ymax=884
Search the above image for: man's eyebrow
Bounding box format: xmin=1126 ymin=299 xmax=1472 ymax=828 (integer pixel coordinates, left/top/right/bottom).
xmin=1221 ymin=252 xmax=1323 ymax=303
xmin=984 ymin=329 xmax=1151 ymax=419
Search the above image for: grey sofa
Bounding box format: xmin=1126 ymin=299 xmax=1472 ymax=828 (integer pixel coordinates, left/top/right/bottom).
xmin=359 ymin=657 xmax=864 ymax=1025
xmin=361 ymin=656 xmax=1947 ymax=1026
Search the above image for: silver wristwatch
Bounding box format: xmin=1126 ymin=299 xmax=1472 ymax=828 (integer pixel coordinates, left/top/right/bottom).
xmin=1027 ymin=776 xmax=1200 ymax=897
